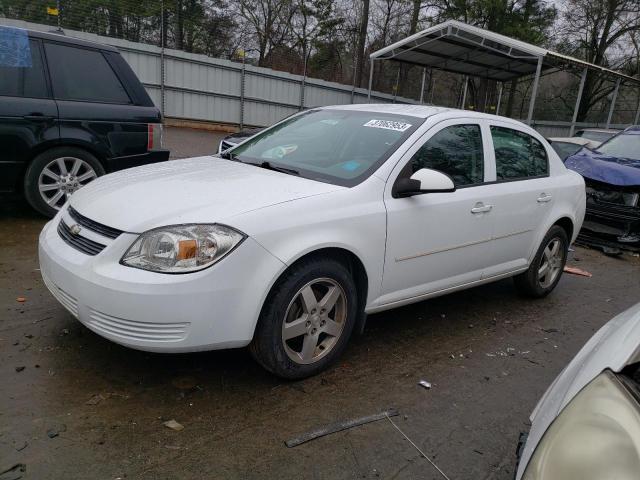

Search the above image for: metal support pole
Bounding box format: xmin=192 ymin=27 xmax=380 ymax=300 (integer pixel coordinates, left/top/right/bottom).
xmin=460 ymin=76 xmax=468 ymax=109
xmin=239 ymin=53 xmax=246 ymax=129
xmin=495 ymin=82 xmax=503 ymax=115
xmin=56 ymin=0 xmax=61 ymax=30
xmin=350 ymin=64 xmax=357 ymax=104
xmin=160 ymin=0 xmax=165 ymax=120
xmin=392 ymin=66 xmax=400 ymax=103
xmin=419 ymin=67 xmax=426 ymax=104
xmin=606 ymin=78 xmax=621 ymax=129
xmin=527 ymin=56 xmax=543 ymax=125
xmin=299 ymin=53 xmax=308 ymax=111
xmin=634 ymin=94 xmax=640 ymax=125
xmin=367 ymin=60 xmax=374 ymax=102
xmin=569 ymin=67 xmax=588 ymax=137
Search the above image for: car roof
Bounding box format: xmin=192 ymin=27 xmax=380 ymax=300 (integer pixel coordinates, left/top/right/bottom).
xmin=23 ymin=27 xmax=119 ymax=53
xmin=320 ymin=103 xmax=520 ymax=123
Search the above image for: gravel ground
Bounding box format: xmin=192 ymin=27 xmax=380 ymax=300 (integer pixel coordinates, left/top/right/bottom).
xmin=164 ymin=126 xmax=226 ymax=159
xmin=1 ymin=128 xmax=639 ymax=479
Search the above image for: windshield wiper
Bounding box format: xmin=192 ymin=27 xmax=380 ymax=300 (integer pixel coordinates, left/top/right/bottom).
xmin=253 ymin=161 xmax=300 ymax=176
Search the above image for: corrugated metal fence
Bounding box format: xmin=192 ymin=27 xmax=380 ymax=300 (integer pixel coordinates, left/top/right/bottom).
xmin=2 ymin=18 xmax=628 ymax=135
xmin=2 ymin=18 xmax=419 ymax=128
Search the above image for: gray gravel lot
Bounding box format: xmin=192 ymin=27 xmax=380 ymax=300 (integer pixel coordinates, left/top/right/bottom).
xmin=164 ymin=126 xmax=226 ymax=159
xmin=1 ymin=127 xmax=639 ymax=479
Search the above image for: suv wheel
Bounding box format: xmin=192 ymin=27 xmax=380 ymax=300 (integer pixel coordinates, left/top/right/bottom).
xmin=24 ymin=147 xmax=105 ymax=217
xmin=250 ymin=257 xmax=358 ymax=379
xmin=514 ymin=225 xmax=568 ymax=298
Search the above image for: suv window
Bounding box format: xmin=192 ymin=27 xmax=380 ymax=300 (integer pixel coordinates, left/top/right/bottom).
xmin=491 ymin=126 xmax=548 ymax=180
xmin=44 ymin=43 xmax=130 ymax=104
xmin=407 ymin=124 xmax=484 ymax=187
xmin=0 ymin=39 xmax=47 ymax=98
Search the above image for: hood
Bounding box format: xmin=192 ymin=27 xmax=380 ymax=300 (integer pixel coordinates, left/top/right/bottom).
xmin=69 ymin=157 xmax=341 ymax=232
xmin=565 ymin=149 xmax=640 ymax=186
xmin=516 ymin=302 xmax=640 ymax=479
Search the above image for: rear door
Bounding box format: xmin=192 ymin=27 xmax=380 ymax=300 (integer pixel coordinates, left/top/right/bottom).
xmin=42 ymin=41 xmax=155 ymax=166
xmin=481 ymin=122 xmax=554 ymax=277
xmin=0 ymin=35 xmax=58 ymax=192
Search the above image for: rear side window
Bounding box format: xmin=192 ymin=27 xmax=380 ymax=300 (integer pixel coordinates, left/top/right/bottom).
xmin=491 ymin=126 xmax=548 ymax=180
xmin=44 ymin=43 xmax=130 ymax=104
xmin=0 ymin=39 xmax=48 ymax=98
xmin=408 ymin=124 xmax=484 ymax=187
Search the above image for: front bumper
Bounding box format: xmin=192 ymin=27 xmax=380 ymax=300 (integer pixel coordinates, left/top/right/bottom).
xmin=577 ymin=183 xmax=640 ymax=252
xmin=38 ymin=215 xmax=285 ymax=352
xmin=106 ymin=149 xmax=170 ymax=173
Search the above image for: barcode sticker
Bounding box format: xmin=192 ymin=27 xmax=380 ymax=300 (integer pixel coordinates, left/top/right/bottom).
xmin=363 ymin=119 xmax=412 ymax=132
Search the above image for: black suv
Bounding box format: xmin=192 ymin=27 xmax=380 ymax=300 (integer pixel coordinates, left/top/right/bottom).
xmin=0 ymin=26 xmax=169 ymax=217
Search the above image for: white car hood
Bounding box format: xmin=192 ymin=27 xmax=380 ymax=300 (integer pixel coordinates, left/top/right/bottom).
xmin=516 ymin=302 xmax=640 ymax=479
xmin=69 ymin=157 xmax=341 ymax=232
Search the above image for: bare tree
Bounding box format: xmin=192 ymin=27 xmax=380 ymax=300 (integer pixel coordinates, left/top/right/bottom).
xmin=560 ymin=0 xmax=640 ymax=121
xmin=354 ymin=0 xmax=370 ymax=88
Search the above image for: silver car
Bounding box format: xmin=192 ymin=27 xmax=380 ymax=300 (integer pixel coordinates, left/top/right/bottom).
xmin=516 ymin=302 xmax=640 ymax=479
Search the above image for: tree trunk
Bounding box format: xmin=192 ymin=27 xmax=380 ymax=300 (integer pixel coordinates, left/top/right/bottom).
xmin=354 ymin=0 xmax=370 ymax=88
xmin=398 ymin=0 xmax=421 ymax=96
xmin=175 ymin=0 xmax=184 ymax=51
xmin=505 ymin=78 xmax=517 ymax=117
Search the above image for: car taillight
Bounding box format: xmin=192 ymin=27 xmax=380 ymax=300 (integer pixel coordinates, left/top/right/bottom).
xmin=147 ymin=123 xmax=163 ymax=151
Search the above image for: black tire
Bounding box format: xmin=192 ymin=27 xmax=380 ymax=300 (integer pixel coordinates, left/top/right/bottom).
xmin=24 ymin=147 xmax=105 ymax=218
xmin=250 ymin=257 xmax=358 ymax=379
xmin=513 ymin=225 xmax=569 ymax=298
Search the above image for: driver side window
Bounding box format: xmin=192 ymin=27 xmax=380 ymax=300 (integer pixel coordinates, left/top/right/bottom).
xmin=407 ymin=124 xmax=484 ymax=187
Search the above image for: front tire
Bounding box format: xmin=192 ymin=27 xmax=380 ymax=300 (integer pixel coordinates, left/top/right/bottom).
xmin=514 ymin=225 xmax=568 ymax=298
xmin=24 ymin=147 xmax=104 ymax=218
xmin=250 ymin=257 xmax=358 ymax=379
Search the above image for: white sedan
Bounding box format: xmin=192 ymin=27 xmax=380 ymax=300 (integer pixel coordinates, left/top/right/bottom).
xmin=39 ymin=105 xmax=586 ymax=378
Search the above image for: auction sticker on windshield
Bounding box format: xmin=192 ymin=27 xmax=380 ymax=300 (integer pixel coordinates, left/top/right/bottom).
xmin=363 ymin=119 xmax=412 ymax=132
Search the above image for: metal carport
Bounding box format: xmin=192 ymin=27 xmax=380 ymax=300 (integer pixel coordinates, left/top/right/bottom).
xmin=368 ymin=20 xmax=640 ymax=133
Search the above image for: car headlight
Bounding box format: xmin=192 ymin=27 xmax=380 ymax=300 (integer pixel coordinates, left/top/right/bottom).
xmin=121 ymin=224 xmax=245 ymax=273
xmin=523 ymin=370 xmax=640 ymax=479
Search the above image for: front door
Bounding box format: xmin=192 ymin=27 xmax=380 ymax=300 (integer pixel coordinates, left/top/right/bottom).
xmin=379 ymin=120 xmax=495 ymax=306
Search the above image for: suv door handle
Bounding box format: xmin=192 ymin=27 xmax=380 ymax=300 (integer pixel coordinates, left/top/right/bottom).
xmin=23 ymin=114 xmax=54 ymax=122
xmin=471 ymin=202 xmax=493 ymax=214
xmin=537 ymin=193 xmax=553 ymax=203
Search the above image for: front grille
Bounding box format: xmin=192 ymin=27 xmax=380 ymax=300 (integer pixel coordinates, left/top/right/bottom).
xmin=68 ymin=206 xmax=123 ymax=239
xmin=58 ymin=220 xmax=106 ymax=256
xmin=88 ymin=309 xmax=189 ymax=342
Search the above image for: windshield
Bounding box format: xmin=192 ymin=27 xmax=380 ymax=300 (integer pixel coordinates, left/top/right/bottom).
xmin=597 ymin=133 xmax=640 ymax=161
xmin=551 ymin=141 xmax=582 ymax=161
xmin=228 ymin=109 xmax=422 ymax=186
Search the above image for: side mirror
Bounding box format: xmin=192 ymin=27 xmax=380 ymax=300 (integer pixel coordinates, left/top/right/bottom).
xmin=393 ymin=168 xmax=456 ymax=198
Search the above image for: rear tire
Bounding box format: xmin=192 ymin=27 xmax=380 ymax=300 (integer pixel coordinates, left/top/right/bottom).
xmin=514 ymin=225 xmax=568 ymax=298
xmin=250 ymin=257 xmax=358 ymax=379
xmin=24 ymin=147 xmax=104 ymax=218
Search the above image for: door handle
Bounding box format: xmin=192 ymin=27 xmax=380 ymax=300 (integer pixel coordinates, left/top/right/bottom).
xmin=537 ymin=193 xmax=553 ymax=203
xmin=471 ymin=202 xmax=493 ymax=214
xmin=23 ymin=114 xmax=54 ymax=122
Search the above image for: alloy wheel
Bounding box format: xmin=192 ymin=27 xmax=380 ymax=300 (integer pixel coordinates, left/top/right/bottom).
xmin=281 ymin=278 xmax=347 ymax=365
xmin=538 ymin=238 xmax=563 ymax=289
xmin=38 ymin=157 xmax=98 ymax=210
